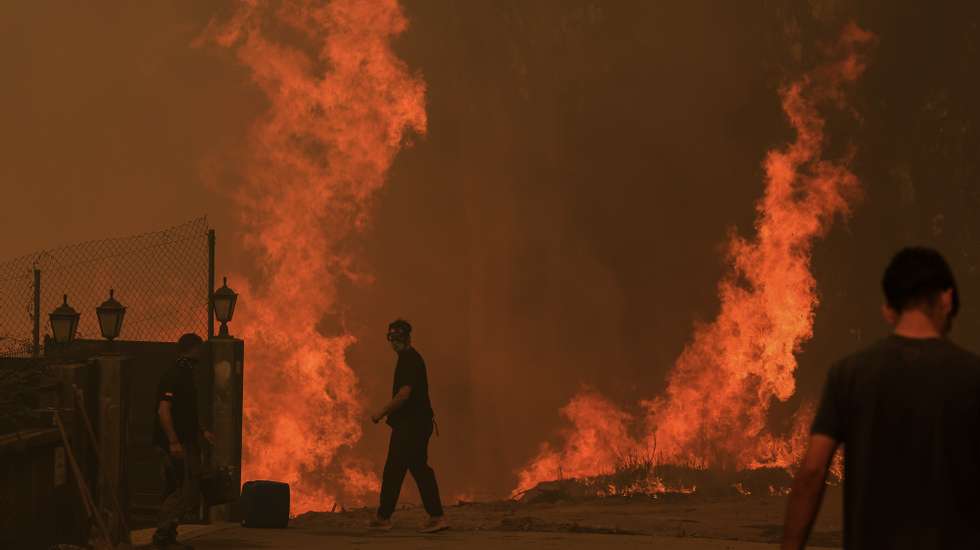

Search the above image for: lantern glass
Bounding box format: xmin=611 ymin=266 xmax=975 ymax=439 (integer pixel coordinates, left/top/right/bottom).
xmin=96 ymin=289 xmax=126 ymax=341
xmin=213 ymin=277 xmax=238 ymax=323
xmin=50 ymin=317 xmax=68 ymax=343
xmin=50 ymin=315 xmax=75 ymax=345
xmin=214 ymin=294 xmax=235 ymax=323
xmin=49 ymin=294 xmax=80 ymax=346
xmin=98 ymin=309 xmax=124 ymax=340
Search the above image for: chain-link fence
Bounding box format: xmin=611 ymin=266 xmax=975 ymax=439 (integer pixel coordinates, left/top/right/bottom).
xmin=0 ymin=218 xmax=212 ymax=357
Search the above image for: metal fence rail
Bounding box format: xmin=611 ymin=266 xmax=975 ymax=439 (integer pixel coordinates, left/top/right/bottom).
xmin=0 ymin=218 xmax=212 ymax=357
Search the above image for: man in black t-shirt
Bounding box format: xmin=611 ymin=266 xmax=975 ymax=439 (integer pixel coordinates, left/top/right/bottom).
xmin=783 ymin=247 xmax=980 ymax=549
xmin=370 ymin=319 xmax=447 ymax=533
xmin=152 ymin=333 xmax=214 ymax=549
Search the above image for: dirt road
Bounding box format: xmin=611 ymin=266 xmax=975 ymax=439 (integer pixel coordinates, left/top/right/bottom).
xmin=133 ymin=489 xmax=842 ymax=549
xmin=154 ymin=525 xmax=818 ymax=549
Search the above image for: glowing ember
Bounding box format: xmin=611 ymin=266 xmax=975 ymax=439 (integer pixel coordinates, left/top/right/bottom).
xmin=516 ymin=23 xmax=874 ymax=494
xmin=203 ymin=0 xmax=426 ymax=513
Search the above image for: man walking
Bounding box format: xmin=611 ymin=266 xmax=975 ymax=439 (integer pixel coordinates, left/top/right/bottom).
xmin=370 ymin=319 xmax=448 ymax=533
xmin=152 ymin=333 xmax=214 ymax=548
xmin=782 ymin=247 xmax=980 ymax=549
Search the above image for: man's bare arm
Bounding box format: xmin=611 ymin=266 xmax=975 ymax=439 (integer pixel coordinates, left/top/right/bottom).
xmin=781 ymin=434 xmax=839 ymax=550
xmin=373 ymin=386 xmax=412 ymax=423
xmin=157 ymin=401 xmax=184 ymax=457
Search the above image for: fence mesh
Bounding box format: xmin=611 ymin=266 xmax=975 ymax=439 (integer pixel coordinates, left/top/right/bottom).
xmin=0 ymin=218 xmax=211 ymax=357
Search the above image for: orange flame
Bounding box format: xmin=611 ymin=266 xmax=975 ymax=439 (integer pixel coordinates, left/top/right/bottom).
xmin=516 ymin=23 xmax=874 ymax=493
xmin=515 ymin=390 xmax=641 ymax=494
xmin=204 ymin=0 xmax=426 ymax=513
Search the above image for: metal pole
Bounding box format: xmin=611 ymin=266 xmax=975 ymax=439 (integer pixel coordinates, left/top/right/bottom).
xmin=32 ymin=268 xmax=40 ymax=358
xmin=208 ymin=229 xmax=216 ymax=339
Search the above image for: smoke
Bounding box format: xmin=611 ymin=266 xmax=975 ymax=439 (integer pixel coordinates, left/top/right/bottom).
xmin=6 ymin=0 xmax=978 ymax=505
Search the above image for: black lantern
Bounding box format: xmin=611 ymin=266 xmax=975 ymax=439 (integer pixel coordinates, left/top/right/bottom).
xmin=96 ymin=289 xmax=126 ymax=341
xmin=49 ymin=294 xmax=80 ymax=346
xmin=213 ymin=276 xmax=238 ymax=338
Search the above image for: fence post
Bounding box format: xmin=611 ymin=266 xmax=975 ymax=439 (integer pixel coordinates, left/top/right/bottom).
xmin=208 ymin=337 xmax=245 ymax=522
xmin=96 ymin=354 xmax=133 ymax=543
xmin=208 ymin=229 xmax=216 ymax=339
xmin=32 ymin=268 xmax=40 ymax=358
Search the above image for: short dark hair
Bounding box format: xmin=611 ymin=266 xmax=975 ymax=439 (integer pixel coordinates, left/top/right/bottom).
xmin=882 ymin=247 xmax=959 ymax=316
xmin=387 ymin=319 xmax=412 ymax=339
xmin=177 ymin=332 xmax=204 ymax=354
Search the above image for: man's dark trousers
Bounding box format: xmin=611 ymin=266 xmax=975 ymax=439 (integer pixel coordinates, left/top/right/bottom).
xmin=154 ymin=444 xmax=201 ymax=542
xmin=378 ymin=422 xmax=443 ymax=519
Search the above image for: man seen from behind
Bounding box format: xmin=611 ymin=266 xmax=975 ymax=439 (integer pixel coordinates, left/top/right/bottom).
xmin=782 ymin=247 xmax=980 ymax=549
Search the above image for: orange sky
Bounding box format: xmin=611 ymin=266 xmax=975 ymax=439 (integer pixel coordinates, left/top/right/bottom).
xmin=0 ymin=2 xmax=249 ymax=264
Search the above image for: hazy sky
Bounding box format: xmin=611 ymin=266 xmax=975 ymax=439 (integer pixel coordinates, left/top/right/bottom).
xmin=1 ymin=2 xmax=248 ymax=262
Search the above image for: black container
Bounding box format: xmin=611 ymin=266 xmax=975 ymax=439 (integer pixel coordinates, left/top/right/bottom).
xmin=240 ymin=480 xmax=290 ymax=528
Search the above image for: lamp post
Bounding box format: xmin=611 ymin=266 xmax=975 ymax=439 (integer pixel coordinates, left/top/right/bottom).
xmin=96 ymin=289 xmax=126 ymax=351
xmin=93 ymin=290 xmax=130 ymax=539
xmin=213 ymin=277 xmax=238 ymax=338
xmin=49 ymin=294 xmax=80 ymax=348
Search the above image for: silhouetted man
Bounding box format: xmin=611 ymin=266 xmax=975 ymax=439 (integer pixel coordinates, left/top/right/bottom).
xmin=782 ymin=247 xmax=980 ymax=549
xmin=152 ymin=333 xmax=214 ymax=549
xmin=370 ymin=319 xmax=447 ymax=533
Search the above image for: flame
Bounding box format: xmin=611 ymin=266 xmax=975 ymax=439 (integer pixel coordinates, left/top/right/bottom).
xmin=203 ymin=0 xmax=426 ymax=513
xmin=600 ymin=478 xmax=697 ymax=498
xmin=516 ymin=23 xmax=874 ymax=493
xmin=514 ymin=390 xmax=641 ymax=495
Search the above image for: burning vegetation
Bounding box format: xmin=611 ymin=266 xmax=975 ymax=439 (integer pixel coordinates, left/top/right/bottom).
xmin=515 ymin=23 xmax=875 ymax=498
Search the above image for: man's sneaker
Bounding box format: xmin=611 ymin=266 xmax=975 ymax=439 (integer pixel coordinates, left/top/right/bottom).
xmin=369 ymin=517 xmax=393 ymax=531
xmin=418 ymin=516 xmax=449 ymax=533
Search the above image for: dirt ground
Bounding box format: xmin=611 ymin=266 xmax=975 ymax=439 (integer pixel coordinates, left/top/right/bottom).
xmin=133 ymin=487 xmax=843 ymax=549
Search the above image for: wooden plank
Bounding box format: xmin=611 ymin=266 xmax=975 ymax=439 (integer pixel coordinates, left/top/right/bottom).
xmin=55 ymin=362 xmax=95 ymax=544
xmin=74 ymin=386 xmax=131 ymax=541
xmin=0 ymin=428 xmax=61 ymax=452
xmin=53 ymin=410 xmax=113 ymax=550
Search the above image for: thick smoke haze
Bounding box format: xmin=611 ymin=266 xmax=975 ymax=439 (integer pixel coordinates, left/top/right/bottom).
xmin=3 ymin=1 xmax=980 ymax=503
